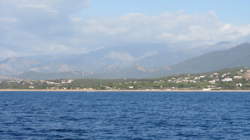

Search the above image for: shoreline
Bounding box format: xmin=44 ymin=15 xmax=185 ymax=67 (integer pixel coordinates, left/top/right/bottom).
xmin=0 ymin=89 xmax=250 ymax=92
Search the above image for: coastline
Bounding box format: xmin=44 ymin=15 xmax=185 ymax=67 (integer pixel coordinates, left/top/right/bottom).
xmin=0 ymin=89 xmax=250 ymax=92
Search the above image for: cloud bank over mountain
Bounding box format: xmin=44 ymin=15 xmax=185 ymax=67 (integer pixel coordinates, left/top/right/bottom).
xmin=0 ymin=0 xmax=250 ymax=58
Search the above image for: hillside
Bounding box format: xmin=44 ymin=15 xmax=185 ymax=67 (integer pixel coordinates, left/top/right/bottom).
xmin=168 ymin=43 xmax=250 ymax=74
xmin=0 ymin=43 xmax=193 ymax=79
xmin=1 ymin=67 xmax=250 ymax=90
xmin=0 ymin=42 xmax=250 ymax=80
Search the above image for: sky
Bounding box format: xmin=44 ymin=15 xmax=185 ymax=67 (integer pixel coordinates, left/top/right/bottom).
xmin=0 ymin=0 xmax=250 ymax=58
xmin=87 ymin=0 xmax=250 ymax=24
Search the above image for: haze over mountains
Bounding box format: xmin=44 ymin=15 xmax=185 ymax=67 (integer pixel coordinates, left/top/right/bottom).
xmin=0 ymin=42 xmax=191 ymax=79
xmin=168 ymin=43 xmax=250 ymax=74
xmin=1 ymin=0 xmax=250 ymax=80
xmin=0 ymin=42 xmax=249 ymax=80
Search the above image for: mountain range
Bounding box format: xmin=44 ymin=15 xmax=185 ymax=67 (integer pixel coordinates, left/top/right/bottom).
xmin=0 ymin=42 xmax=249 ymax=80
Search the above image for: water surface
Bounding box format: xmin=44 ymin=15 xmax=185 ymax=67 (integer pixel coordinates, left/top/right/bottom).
xmin=1 ymin=91 xmax=250 ymax=140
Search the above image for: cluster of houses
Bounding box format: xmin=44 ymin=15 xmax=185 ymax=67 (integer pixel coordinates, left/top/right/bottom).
xmin=166 ymin=69 xmax=248 ymax=84
xmin=244 ymin=70 xmax=250 ymax=80
xmin=0 ymin=69 xmax=250 ymax=90
xmin=0 ymin=79 xmax=75 ymax=89
xmin=102 ymin=69 xmax=250 ymax=90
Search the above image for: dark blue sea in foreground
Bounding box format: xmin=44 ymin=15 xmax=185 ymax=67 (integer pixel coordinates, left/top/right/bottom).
xmin=1 ymin=91 xmax=250 ymax=140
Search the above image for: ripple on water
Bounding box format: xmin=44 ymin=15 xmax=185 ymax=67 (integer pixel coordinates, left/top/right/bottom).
xmin=0 ymin=91 xmax=250 ymax=139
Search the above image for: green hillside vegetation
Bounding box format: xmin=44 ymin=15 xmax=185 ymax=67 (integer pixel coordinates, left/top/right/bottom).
xmin=0 ymin=67 xmax=250 ymax=90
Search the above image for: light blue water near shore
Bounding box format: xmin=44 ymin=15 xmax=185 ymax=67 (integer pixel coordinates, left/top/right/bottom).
xmin=1 ymin=91 xmax=250 ymax=140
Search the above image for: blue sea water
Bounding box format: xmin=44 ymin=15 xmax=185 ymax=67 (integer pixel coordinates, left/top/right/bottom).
xmin=1 ymin=91 xmax=250 ymax=140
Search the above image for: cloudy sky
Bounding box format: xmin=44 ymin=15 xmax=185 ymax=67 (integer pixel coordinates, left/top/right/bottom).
xmin=1 ymin=0 xmax=250 ymax=58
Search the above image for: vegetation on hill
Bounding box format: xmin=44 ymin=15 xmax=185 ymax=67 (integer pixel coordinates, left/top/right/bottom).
xmin=0 ymin=67 xmax=250 ymax=90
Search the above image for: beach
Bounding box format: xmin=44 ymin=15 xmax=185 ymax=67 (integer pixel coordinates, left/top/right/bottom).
xmin=0 ymin=89 xmax=250 ymax=92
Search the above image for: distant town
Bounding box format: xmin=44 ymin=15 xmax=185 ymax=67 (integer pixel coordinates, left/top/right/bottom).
xmin=1 ymin=68 xmax=250 ymax=91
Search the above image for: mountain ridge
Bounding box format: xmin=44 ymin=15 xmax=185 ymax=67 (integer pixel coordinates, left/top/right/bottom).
xmin=167 ymin=43 xmax=250 ymax=75
xmin=0 ymin=42 xmax=249 ymax=80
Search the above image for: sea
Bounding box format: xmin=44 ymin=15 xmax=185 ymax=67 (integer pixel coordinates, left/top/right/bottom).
xmin=0 ymin=91 xmax=250 ymax=140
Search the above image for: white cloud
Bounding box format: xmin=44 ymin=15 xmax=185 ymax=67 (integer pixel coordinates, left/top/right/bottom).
xmin=80 ymin=12 xmax=250 ymax=45
xmin=0 ymin=17 xmax=17 ymax=22
xmin=0 ymin=0 xmax=89 ymax=14
xmin=0 ymin=0 xmax=249 ymax=59
xmin=106 ymin=50 xmax=159 ymax=64
xmin=106 ymin=52 xmax=136 ymax=63
xmin=0 ymin=0 xmax=89 ymax=57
